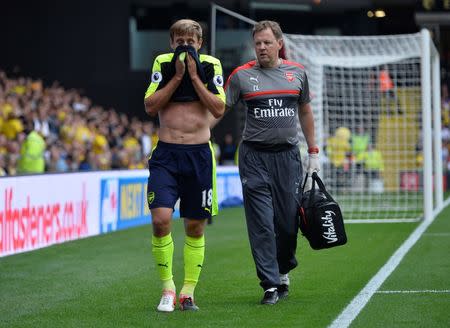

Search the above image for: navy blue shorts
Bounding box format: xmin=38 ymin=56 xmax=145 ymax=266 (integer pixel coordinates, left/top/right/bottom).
xmin=147 ymin=141 xmax=216 ymax=219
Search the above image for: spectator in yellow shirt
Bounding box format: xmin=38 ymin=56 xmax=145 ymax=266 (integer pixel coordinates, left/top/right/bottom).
xmin=326 ymin=127 xmax=351 ymax=188
xmin=360 ymin=143 xmax=384 ymax=188
xmin=17 ymin=127 xmax=46 ymax=174
xmin=2 ymin=111 xmax=24 ymax=140
xmin=327 ymin=127 xmax=351 ymax=168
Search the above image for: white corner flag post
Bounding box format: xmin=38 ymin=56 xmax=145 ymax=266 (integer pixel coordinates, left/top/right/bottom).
xmin=431 ymin=30 xmax=444 ymax=211
xmin=420 ymin=28 xmax=437 ymax=222
xmin=420 ymin=27 xmax=444 ymax=220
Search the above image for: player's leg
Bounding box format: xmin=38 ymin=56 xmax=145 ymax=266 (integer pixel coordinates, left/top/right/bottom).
xmin=177 ymin=143 xmax=214 ymax=310
xmin=179 ymin=218 xmax=207 ymax=311
xmin=147 ymin=143 xmax=179 ymax=312
xmin=151 ymin=208 xmax=176 ymax=312
xmin=271 ymin=146 xmax=302 ymax=299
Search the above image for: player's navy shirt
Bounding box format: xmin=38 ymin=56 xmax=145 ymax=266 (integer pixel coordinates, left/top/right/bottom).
xmin=145 ymin=52 xmax=225 ymax=103
xmin=225 ymin=59 xmax=310 ymax=147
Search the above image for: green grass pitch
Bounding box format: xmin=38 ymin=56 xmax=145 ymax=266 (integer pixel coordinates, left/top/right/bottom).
xmin=1 ymin=205 xmax=449 ymax=327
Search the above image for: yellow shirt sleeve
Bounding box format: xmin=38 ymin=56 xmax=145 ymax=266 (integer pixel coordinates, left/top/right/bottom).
xmin=144 ymin=54 xmax=172 ymax=99
xmin=201 ymin=54 xmax=225 ymax=104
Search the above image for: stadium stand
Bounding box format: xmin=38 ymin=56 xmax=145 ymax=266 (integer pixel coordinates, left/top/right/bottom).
xmin=0 ymin=51 xmax=449 ymax=180
xmin=0 ymin=70 xmax=156 ymax=175
xmin=0 ymin=65 xmax=448 ymax=184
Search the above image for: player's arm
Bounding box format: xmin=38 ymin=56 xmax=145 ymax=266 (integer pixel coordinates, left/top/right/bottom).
xmin=186 ymin=54 xmax=225 ymax=118
xmin=298 ymin=71 xmax=316 ymax=149
xmin=209 ymin=68 xmax=240 ymax=129
xmin=299 ymin=102 xmax=316 ymax=149
xmin=144 ymin=55 xmax=184 ymax=116
xmin=300 ymin=102 xmax=320 ymax=182
xmin=298 ymin=71 xmax=319 ymax=178
xmin=208 ymin=113 xmax=221 ymax=129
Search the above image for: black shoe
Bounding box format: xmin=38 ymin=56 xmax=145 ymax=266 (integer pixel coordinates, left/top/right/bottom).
xmin=179 ymin=295 xmax=199 ymax=311
xmin=278 ymin=284 xmax=289 ymax=299
xmin=261 ymin=288 xmax=279 ymax=305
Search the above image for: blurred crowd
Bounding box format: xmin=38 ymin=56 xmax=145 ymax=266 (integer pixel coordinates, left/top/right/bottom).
xmin=321 ymin=82 xmax=450 ymax=191
xmin=0 ymin=70 xmax=158 ymax=176
xmin=1 ymin=68 xmax=449 ymax=183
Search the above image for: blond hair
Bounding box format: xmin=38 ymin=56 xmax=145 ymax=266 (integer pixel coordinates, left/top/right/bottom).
xmin=252 ymin=20 xmax=283 ymax=40
xmin=169 ymin=19 xmax=203 ymax=41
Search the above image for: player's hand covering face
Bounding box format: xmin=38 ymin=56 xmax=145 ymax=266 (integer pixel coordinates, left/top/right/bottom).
xmin=253 ymin=28 xmax=283 ymax=68
xmin=186 ymin=52 xmax=198 ymax=79
xmin=171 ymin=33 xmax=203 ymax=78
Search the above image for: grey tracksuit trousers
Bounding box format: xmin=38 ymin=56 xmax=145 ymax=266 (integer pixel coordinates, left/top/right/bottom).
xmin=239 ymin=142 xmax=303 ymax=290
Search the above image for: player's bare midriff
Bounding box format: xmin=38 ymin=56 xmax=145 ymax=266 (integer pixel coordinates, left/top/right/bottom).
xmin=158 ymin=101 xmax=211 ymax=144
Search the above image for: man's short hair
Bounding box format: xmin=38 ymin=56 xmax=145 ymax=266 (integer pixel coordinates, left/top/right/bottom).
xmin=170 ymin=19 xmax=203 ymax=41
xmin=252 ymin=20 xmax=283 ymax=40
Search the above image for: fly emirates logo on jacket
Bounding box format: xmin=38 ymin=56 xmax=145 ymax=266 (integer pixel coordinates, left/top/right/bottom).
xmin=253 ymin=98 xmax=295 ymax=119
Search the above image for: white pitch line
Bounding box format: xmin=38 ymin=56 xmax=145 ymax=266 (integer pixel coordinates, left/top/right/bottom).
xmin=346 ymin=218 xmax=420 ymax=224
xmin=328 ymin=197 xmax=450 ymax=328
xmin=376 ymin=290 xmax=450 ymax=294
xmin=423 ymin=232 xmax=450 ymax=236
